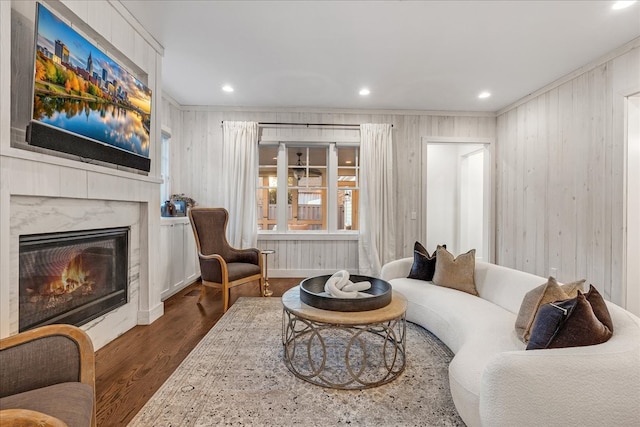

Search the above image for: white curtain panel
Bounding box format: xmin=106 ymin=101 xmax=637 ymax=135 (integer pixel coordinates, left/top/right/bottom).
xmin=358 ymin=123 xmax=396 ymax=277
xmin=222 ymin=121 xmax=259 ymax=248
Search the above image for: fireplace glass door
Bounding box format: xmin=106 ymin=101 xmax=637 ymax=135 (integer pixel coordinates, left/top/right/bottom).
xmin=19 ymin=227 xmax=129 ymax=332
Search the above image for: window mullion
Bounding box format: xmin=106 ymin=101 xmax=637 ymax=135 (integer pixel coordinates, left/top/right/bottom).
xmin=327 ymin=143 xmax=338 ymax=231
xmin=276 ymin=143 xmax=288 ymax=232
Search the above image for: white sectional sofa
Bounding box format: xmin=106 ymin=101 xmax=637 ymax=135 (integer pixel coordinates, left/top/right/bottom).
xmin=381 ymin=258 xmax=640 ymax=427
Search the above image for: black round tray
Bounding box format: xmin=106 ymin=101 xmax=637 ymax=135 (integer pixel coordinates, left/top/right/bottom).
xmin=299 ymin=274 xmax=392 ymax=312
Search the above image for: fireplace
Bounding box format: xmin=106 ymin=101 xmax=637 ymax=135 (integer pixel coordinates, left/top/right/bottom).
xmin=19 ymin=227 xmax=129 ymax=332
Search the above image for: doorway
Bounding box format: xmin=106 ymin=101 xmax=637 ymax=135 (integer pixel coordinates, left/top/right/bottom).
xmin=422 ymin=138 xmax=493 ymax=261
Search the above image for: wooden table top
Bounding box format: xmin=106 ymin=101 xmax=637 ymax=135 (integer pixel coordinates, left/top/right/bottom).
xmin=282 ymin=286 xmax=407 ymax=325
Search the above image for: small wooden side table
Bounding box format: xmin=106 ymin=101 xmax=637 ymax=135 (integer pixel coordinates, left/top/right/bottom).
xmin=261 ymin=249 xmax=275 ymax=297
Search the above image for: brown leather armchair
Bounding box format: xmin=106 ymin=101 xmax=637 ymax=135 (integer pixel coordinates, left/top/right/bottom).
xmin=188 ymin=207 xmax=264 ymax=312
xmin=0 ymin=324 xmax=96 ymax=427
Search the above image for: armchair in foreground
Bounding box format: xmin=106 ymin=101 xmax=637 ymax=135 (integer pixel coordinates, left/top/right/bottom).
xmin=0 ymin=324 xmax=96 ymax=427
xmin=189 ymin=207 xmax=264 ymax=312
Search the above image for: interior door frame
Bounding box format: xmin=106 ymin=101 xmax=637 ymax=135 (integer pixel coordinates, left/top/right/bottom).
xmin=623 ymin=92 xmax=640 ymax=315
xmin=421 ymin=136 xmax=495 ymax=263
xmin=459 ymin=146 xmax=487 ymax=260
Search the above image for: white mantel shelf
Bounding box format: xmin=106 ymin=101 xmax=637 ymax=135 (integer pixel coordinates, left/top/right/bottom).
xmin=1 ymin=146 xmax=162 ymax=185
xmin=1 ymin=152 xmax=164 ymax=349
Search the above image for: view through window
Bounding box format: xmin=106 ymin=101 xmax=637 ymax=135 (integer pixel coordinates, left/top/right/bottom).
xmin=258 ymin=143 xmax=359 ymax=232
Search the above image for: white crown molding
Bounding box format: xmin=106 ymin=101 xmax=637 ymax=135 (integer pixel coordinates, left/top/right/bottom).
xmin=162 ymin=91 xmax=182 ymax=109
xmin=110 ymin=0 xmax=164 ymax=55
xmin=167 ymin=103 xmax=497 ymax=118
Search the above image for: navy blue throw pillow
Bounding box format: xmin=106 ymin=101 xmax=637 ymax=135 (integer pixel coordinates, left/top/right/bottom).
xmin=527 ymin=292 xmax=613 ymax=350
xmin=526 ymin=298 xmax=578 ymax=350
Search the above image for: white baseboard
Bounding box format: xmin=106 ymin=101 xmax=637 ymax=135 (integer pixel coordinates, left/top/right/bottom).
xmin=138 ymin=302 xmax=164 ymax=325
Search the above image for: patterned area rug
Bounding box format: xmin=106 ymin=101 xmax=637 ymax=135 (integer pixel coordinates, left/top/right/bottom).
xmin=129 ymin=297 xmax=464 ymax=426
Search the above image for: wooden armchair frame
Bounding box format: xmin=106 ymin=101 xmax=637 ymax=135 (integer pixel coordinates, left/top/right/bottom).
xmin=0 ymin=409 xmax=69 ymax=427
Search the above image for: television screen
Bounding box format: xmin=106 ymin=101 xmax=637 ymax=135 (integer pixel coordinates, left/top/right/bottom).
xmin=28 ymin=3 xmax=152 ymax=172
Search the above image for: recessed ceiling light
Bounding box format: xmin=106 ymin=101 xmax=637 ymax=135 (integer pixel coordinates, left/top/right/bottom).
xmin=478 ymin=91 xmax=491 ymax=99
xmin=612 ymin=1 xmax=636 ymax=10
xmin=345 ymin=160 xmax=352 ymax=164
xmin=222 ymin=85 xmax=234 ymax=93
xmin=359 ymin=88 xmax=370 ymax=96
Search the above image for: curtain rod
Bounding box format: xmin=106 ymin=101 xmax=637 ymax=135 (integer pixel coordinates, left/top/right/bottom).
xmin=221 ymin=121 xmax=393 ymax=128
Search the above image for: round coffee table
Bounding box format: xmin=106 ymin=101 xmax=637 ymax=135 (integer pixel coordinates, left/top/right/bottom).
xmin=281 ymin=286 xmax=407 ymax=390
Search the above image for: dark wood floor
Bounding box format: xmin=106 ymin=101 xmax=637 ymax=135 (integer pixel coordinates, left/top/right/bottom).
xmin=95 ymin=277 xmax=301 ymax=427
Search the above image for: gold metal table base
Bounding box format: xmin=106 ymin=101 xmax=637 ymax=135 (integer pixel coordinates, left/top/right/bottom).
xmin=282 ymin=308 xmax=406 ymax=390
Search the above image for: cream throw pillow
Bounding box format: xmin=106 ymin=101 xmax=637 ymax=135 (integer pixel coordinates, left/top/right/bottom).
xmin=432 ymin=247 xmax=478 ymax=296
xmin=515 ymin=276 xmax=585 ymax=343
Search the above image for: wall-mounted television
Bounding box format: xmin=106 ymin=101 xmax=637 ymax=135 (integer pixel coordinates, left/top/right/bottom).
xmin=27 ymin=3 xmax=152 ymax=172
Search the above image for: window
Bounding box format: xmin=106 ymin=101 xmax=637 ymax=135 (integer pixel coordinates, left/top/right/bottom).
xmin=257 ymin=143 xmax=359 ymax=232
xmin=160 ymin=130 xmax=171 ymax=206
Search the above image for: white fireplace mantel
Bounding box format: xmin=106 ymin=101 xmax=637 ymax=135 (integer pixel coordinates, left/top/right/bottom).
xmin=1 ymin=151 xmax=164 ymax=350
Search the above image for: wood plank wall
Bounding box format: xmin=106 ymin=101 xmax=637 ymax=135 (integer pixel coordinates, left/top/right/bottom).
xmin=496 ymin=45 xmax=640 ymax=305
xmin=162 ymin=103 xmax=495 ymax=275
xmin=258 ymin=239 xmax=359 ymax=277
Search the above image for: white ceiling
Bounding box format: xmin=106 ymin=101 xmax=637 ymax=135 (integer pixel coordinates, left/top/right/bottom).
xmin=120 ymin=1 xmax=640 ymax=112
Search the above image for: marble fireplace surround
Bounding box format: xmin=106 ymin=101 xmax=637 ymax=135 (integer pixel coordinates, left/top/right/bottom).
xmin=0 ymin=153 xmax=163 ymax=350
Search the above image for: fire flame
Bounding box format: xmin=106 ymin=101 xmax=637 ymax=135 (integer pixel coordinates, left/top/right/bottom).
xmin=31 ymin=253 xmax=95 ymax=298
xmin=61 ymin=254 xmax=92 ymax=293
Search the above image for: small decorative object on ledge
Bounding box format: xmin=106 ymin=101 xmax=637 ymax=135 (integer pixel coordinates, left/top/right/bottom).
xmin=170 ymin=193 xmax=197 ymax=208
xmin=161 ymin=194 xmax=196 ymax=217
xmin=161 ymin=200 xmax=176 ymax=217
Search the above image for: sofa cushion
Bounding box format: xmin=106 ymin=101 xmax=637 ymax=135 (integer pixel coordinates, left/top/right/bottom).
xmin=390 ymin=277 xmax=524 ymax=354
xmin=0 ymin=382 xmax=93 ymax=427
xmin=514 ymin=277 xmax=584 ymax=343
xmin=585 ymin=284 xmax=614 ymax=332
xmin=227 ymin=262 xmax=261 ymax=281
xmin=407 ymin=242 xmax=443 ymax=281
xmin=432 ymin=247 xmax=478 ymax=296
xmin=527 ymin=292 xmax=613 ymax=350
